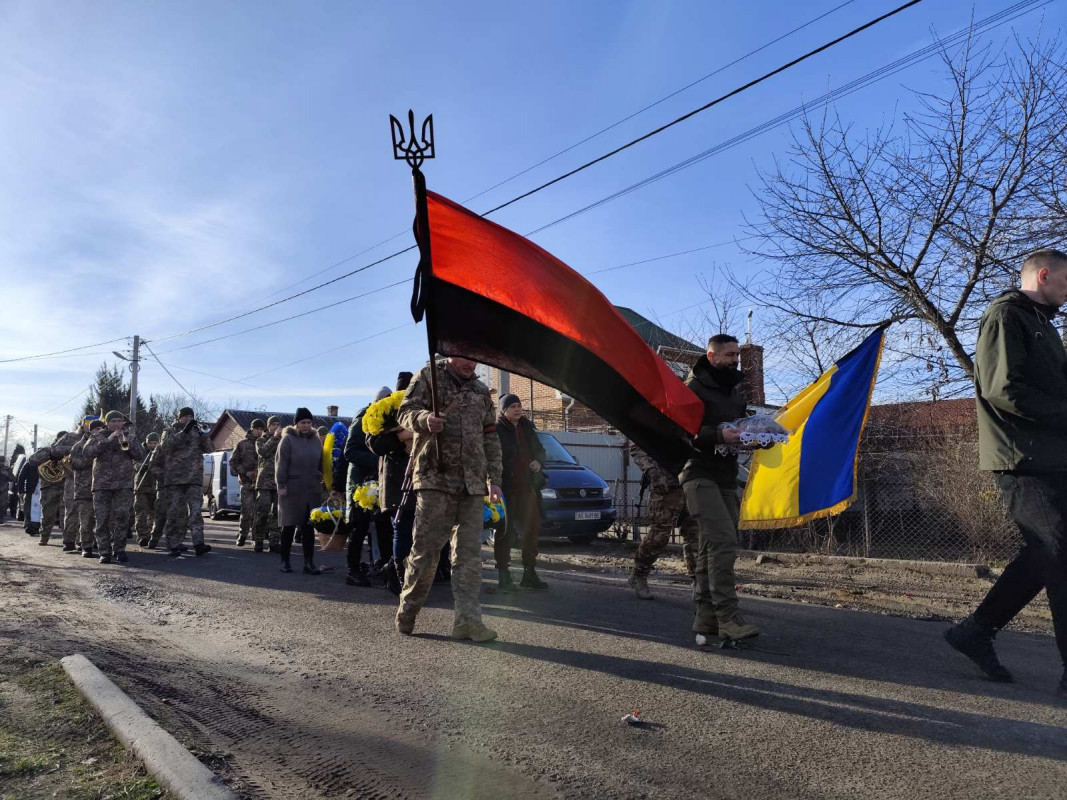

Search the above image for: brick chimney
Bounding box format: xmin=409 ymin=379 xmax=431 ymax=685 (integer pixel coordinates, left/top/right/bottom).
xmin=326 ymin=405 xmax=339 ymax=417
xmin=739 ymin=344 xmax=765 ymax=406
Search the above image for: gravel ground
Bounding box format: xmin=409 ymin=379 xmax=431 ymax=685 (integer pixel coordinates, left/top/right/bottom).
xmin=1 ymin=519 xmax=1064 ymax=799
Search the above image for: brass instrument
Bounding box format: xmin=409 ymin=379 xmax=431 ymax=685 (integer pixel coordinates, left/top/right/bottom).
xmin=182 ymin=419 xmax=199 ymax=435
xmin=118 ymin=422 xmax=131 ymax=452
xmin=38 ymin=457 xmax=66 ymax=486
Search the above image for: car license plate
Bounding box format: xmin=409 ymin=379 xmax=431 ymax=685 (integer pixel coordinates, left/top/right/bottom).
xmin=574 ymin=511 xmax=601 ymax=521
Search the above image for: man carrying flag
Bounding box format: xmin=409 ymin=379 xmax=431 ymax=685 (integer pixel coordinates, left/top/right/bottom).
xmin=681 ymin=334 xmax=758 ymax=643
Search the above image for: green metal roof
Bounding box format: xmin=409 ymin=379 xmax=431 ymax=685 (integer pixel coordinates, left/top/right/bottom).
xmin=614 ymin=306 xmax=701 ymax=354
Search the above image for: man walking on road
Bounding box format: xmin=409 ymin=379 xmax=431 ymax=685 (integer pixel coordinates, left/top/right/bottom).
xmin=681 ymin=334 xmax=758 ymax=643
xmin=161 ymin=407 xmax=214 ymax=558
xmin=230 ymin=418 xmax=263 ymax=546
xmin=253 ymin=416 xmax=282 ymax=553
xmin=84 ymin=411 xmax=145 ymax=564
xmin=628 ymin=443 xmax=698 ymax=600
xmin=945 ymin=248 xmax=1067 ymax=697
xmin=395 ymin=357 xmax=503 ymax=642
xmin=134 ymin=433 xmax=160 ymax=547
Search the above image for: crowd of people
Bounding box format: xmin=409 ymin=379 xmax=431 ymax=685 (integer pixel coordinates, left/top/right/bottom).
xmin=1 ymin=249 xmax=1065 ymax=691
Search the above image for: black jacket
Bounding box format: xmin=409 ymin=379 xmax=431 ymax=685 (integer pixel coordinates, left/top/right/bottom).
xmin=341 ymin=406 xmax=379 ymax=491
xmin=366 ymin=429 xmax=409 ymax=512
xmin=496 ymin=416 xmax=548 ymax=494
xmin=679 ymin=356 xmax=748 ymax=486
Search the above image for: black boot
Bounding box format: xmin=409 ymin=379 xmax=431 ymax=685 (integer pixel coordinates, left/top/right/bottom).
xmin=194 ymin=543 xmax=212 ymax=556
xmin=62 ymin=543 xmax=77 ymax=553
xmin=168 ymin=548 xmax=182 ymax=558
xmin=383 ymin=560 xmax=402 ymax=596
xmin=520 ymin=567 xmax=549 ymax=591
xmin=1058 ymin=669 xmax=1066 ymax=699
xmin=944 ymin=615 xmax=1014 ymax=683
xmin=346 ymin=569 xmax=370 ymax=586
xmin=253 ymin=541 xmax=263 ymax=553
xmin=81 ymin=549 xmax=95 ymax=558
xmin=304 ymin=561 xmax=322 ymax=575
xmin=497 ymin=569 xmax=518 ymax=593
xmin=235 ymin=535 xmax=247 ymax=546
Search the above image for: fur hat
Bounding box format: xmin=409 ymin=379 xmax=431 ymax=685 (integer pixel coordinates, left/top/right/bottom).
xmin=294 ymin=407 xmax=313 ymax=424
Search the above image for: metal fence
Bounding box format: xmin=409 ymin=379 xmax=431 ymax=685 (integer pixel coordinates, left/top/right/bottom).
xmin=544 ymin=420 xmax=1021 ymax=565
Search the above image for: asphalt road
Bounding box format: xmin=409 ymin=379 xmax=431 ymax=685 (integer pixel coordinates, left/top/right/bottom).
xmin=1 ymin=518 xmax=1065 ymax=799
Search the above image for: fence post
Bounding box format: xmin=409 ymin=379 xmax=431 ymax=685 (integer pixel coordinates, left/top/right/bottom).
xmin=861 ymin=479 xmax=872 ymax=558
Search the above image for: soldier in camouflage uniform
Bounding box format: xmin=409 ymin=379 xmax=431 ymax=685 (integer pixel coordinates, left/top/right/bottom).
xmin=69 ymin=421 xmax=102 ymax=555
xmin=146 ymin=442 xmax=169 ymax=549
xmin=395 ymin=358 xmax=504 ymax=642
xmin=27 ymin=431 xmax=73 ymax=545
xmin=628 ymin=444 xmax=699 ymax=600
xmin=134 ymin=433 xmax=160 ymax=546
xmin=85 ymin=411 xmax=145 ymax=563
xmin=229 ymin=419 xmax=263 ymax=546
xmin=253 ymin=416 xmax=282 ymax=553
xmin=55 ymin=421 xmax=92 ymax=551
xmin=161 ymin=407 xmax=214 ymax=557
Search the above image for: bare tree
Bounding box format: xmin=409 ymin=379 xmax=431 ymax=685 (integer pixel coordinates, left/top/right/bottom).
xmin=742 ymin=35 xmax=1067 ymax=398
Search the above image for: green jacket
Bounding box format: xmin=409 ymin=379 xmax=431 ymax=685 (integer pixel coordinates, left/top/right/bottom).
xmin=974 ymin=290 xmax=1067 ymax=472
xmin=679 ymin=356 xmax=748 ymax=486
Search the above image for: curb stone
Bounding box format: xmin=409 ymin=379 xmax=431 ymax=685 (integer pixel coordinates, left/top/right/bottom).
xmin=60 ymin=653 xmax=236 ymax=800
xmin=736 ymin=550 xmax=991 ymax=579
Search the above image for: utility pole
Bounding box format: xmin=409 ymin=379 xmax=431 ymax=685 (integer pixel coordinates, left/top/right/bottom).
xmin=2 ymin=415 xmax=10 ymax=461
xmin=129 ymin=335 xmax=140 ymax=437
xmin=32 ymin=424 xmax=37 ymax=452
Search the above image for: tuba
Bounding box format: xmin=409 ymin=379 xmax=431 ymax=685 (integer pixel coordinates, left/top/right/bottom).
xmin=38 ymin=458 xmax=66 ymax=486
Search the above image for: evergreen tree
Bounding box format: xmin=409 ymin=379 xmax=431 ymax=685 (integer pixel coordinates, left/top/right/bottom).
xmin=80 ymin=363 xmax=156 ymax=435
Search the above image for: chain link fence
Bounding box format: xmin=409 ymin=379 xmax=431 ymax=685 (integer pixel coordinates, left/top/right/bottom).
xmin=545 ymin=412 xmax=1021 ymax=565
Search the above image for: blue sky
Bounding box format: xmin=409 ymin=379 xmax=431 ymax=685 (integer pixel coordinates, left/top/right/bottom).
xmin=1 ymin=0 xmax=1062 ymax=442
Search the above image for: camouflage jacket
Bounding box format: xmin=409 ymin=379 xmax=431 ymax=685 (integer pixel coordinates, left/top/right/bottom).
xmin=69 ymin=436 xmax=96 ymax=500
xmin=161 ymin=423 xmax=214 ymax=486
xmin=256 ymin=432 xmax=282 ymax=491
xmin=85 ymin=431 xmax=146 ymax=492
xmin=147 ymin=447 xmax=167 ymax=495
xmin=134 ymin=447 xmax=160 ymax=495
xmin=399 ymin=363 xmax=503 ymax=495
xmin=629 ymin=444 xmax=681 ymax=497
xmin=53 ymin=430 xmax=86 ymax=500
xmin=229 ymin=432 xmax=259 ymax=487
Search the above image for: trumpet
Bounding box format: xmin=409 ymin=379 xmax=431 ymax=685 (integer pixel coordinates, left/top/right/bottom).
xmin=182 ymin=419 xmax=199 ymax=435
xmin=118 ymin=426 xmax=130 ymax=452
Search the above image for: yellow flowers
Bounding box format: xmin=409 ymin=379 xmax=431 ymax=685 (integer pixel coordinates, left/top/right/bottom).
xmin=353 ymin=481 xmax=380 ymax=510
xmin=309 ymin=507 xmax=342 ymax=523
xmin=484 ymin=497 xmax=506 ymax=524
xmin=362 ymin=391 xmax=407 ymax=436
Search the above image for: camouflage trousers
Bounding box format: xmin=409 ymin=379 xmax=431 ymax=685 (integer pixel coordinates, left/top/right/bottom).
xmin=253 ymin=489 xmax=280 ymax=547
xmin=633 ymin=485 xmax=698 ymax=578
xmin=398 ymin=490 xmax=484 ymax=629
xmin=62 ymin=493 xmax=80 ymax=546
xmin=150 ymin=487 xmax=170 ymax=545
xmin=238 ymin=485 xmax=256 ymax=538
xmin=134 ymin=492 xmax=156 ymax=541
xmin=164 ymin=484 xmax=205 ymax=550
xmin=93 ymin=488 xmax=133 ymax=556
xmin=39 ymin=484 xmax=64 ymax=541
xmin=683 ymin=478 xmax=741 ymax=625
xmin=75 ymin=498 xmax=96 ymax=550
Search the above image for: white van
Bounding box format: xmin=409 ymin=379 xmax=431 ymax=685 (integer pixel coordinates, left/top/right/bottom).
xmin=202 ymin=450 xmax=241 ymax=519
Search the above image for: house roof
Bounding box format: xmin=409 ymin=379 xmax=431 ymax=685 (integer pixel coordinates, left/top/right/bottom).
xmin=614 ymin=306 xmax=701 ymax=354
xmin=208 ymin=409 xmax=353 ymax=440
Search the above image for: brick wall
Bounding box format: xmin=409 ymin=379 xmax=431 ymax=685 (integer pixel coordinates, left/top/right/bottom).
xmin=739 ymin=343 xmax=765 ymax=406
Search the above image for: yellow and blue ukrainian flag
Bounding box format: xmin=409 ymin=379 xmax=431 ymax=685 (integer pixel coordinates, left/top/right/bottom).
xmin=740 ymin=327 xmax=885 ymax=529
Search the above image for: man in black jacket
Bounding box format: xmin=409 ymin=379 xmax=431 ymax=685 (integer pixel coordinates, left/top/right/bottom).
xmin=945 ymin=249 xmax=1067 ymax=696
xmin=680 ymin=334 xmax=757 ymax=643
xmin=339 ymin=394 xmax=389 ymax=587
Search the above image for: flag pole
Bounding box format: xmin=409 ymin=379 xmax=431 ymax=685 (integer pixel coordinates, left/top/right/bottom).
xmin=391 ymin=110 xmax=441 ymax=458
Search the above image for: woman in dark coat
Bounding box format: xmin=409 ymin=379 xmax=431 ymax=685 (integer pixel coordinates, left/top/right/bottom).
xmin=495 ymin=394 xmax=549 ymax=592
xmin=275 ymin=407 xmax=324 ymax=574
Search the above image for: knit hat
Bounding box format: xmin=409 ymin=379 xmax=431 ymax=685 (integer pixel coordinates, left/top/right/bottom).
xmin=396 ymin=371 xmax=414 ymax=391
xmin=266 ymin=415 xmax=280 ymax=426
xmin=177 ymin=406 xmax=194 ymax=419
xmin=294 ymin=407 xmax=313 ymax=424
xmin=500 ymin=393 xmax=521 ymax=411
xmin=89 ymin=420 xmax=105 ymax=431
xmin=104 ymin=410 xmax=125 ymax=423
xmin=145 ymin=432 xmax=160 ymax=444
xmin=54 ymin=431 xmax=68 ymax=442
xmin=374 ymin=385 xmax=392 ymax=402
xmin=250 ymin=418 xmax=265 ymax=430
xmin=317 ymin=426 xmax=328 ymax=437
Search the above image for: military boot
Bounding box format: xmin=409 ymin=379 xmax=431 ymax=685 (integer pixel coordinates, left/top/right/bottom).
xmin=253 ymin=541 xmax=263 ymax=553
xmin=81 ymin=548 xmax=95 ymax=558
xmin=235 ymin=534 xmax=247 ymax=547
xmin=520 ymin=567 xmax=549 ymax=591
xmin=98 ymin=554 xmax=111 ymax=565
xmin=944 ymin=616 xmax=1013 ymax=683
xmin=450 ymin=622 xmax=498 ymax=643
xmin=346 ymin=569 xmax=370 ymax=587
xmin=396 ymin=610 xmax=416 ymax=635
xmin=383 ymin=560 xmax=402 ymax=596
xmin=115 ymin=552 xmax=129 ymax=564
xmin=718 ymin=613 xmax=759 ymax=640
xmin=38 ymin=535 xmax=49 ymax=546
xmin=194 ymin=543 xmax=212 ymax=556
xmin=137 ymin=537 xmax=149 ymax=547
xmin=628 ymin=570 xmax=652 ymax=600
xmin=62 ymin=543 xmax=77 ymax=553
xmin=497 ymin=569 xmax=518 ymax=593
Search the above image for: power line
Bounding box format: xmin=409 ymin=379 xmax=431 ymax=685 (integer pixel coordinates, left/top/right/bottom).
xmin=41 ymin=384 xmax=93 ymax=416
xmin=480 ymin=0 xmax=923 ymax=218
xmin=145 ymin=2 xmax=918 ymax=349
xmin=0 ymin=337 xmax=128 ymax=365
xmin=142 ymin=342 xmax=213 ymax=417
xmin=151 ymin=361 xmax=267 ymax=391
xmin=262 ymin=0 xmax=859 ymax=301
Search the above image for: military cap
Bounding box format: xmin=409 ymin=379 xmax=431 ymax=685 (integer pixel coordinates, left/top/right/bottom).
xmin=145 ymin=432 xmax=160 ymax=444
xmin=177 ymin=406 xmax=194 ymax=419
xmin=266 ymin=415 xmax=281 ymax=426
xmin=104 ymin=410 xmax=125 ymax=423
xmin=89 ymin=420 xmax=105 ymax=431
xmin=54 ymin=431 xmax=69 ymax=442
xmin=250 ymin=418 xmax=266 ymax=430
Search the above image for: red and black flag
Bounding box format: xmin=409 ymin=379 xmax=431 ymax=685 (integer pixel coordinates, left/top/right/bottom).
xmin=410 ymin=191 xmax=703 ymax=472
